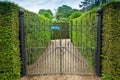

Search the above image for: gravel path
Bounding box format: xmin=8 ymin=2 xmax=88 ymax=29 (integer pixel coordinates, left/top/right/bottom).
xmin=21 ymin=75 xmax=102 ymax=80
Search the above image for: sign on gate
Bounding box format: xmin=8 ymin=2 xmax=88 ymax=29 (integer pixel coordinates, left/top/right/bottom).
xmin=50 ymin=25 xmax=60 ymax=30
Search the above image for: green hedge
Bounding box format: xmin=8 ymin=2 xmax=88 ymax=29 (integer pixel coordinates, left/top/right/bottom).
xmin=72 ymin=1 xmax=120 ymax=80
xmin=102 ymin=2 xmax=120 ymax=80
xmin=0 ymin=2 xmax=52 ymax=79
xmin=72 ymin=9 xmax=97 ymax=67
xmin=25 ymin=12 xmax=51 ymax=64
xmin=0 ymin=2 xmax=20 ymax=80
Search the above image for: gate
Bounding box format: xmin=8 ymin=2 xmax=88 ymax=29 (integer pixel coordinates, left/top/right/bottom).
xmin=19 ymin=9 xmax=103 ymax=77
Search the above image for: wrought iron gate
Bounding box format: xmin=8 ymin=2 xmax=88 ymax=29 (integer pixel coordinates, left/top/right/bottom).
xmin=19 ymin=8 xmax=103 ymax=76
xmin=24 ymin=21 xmax=96 ymax=75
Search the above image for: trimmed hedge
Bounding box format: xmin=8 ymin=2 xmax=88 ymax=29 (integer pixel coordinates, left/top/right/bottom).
xmin=0 ymin=2 xmax=21 ymax=80
xmin=72 ymin=9 xmax=97 ymax=67
xmin=25 ymin=12 xmax=51 ymax=64
xmin=0 ymin=2 xmax=52 ymax=79
xmin=72 ymin=1 xmax=120 ymax=80
xmin=102 ymin=2 xmax=120 ymax=80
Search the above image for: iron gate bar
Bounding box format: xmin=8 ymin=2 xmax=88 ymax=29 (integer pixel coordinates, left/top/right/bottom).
xmin=64 ymin=21 xmax=68 ymax=72
xmin=70 ymin=21 xmax=73 ymax=42
xmin=62 ymin=47 xmax=84 ymax=64
xmin=76 ymin=20 xmax=79 ymax=74
xmin=69 ymin=20 xmax=72 ymax=73
xmin=39 ymin=48 xmax=58 ymax=63
xmin=60 ymin=20 xmax=62 ymax=74
xmin=76 ymin=20 xmax=78 ymax=47
xmin=86 ymin=19 xmax=88 ymax=75
xmin=80 ymin=20 xmax=82 ymax=53
xmin=44 ymin=31 xmax=47 ymax=74
xmin=69 ymin=41 xmax=71 ymax=74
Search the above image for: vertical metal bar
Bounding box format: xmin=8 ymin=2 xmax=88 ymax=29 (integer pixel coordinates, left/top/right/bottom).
xmin=78 ymin=19 xmax=80 ymax=74
xmin=76 ymin=21 xmax=78 ymax=76
xmin=70 ymin=21 xmax=73 ymax=42
xmin=19 ymin=9 xmax=26 ymax=77
xmin=80 ymin=20 xmax=82 ymax=74
xmin=69 ymin=21 xmax=72 ymax=74
xmin=95 ymin=8 xmax=103 ymax=77
xmin=65 ymin=21 xmax=67 ymax=74
xmin=33 ymin=21 xmax=36 ymax=74
xmin=39 ymin=19 xmax=42 ymax=75
xmin=68 ymin=41 xmax=70 ymax=74
xmin=60 ymin=20 xmax=62 ymax=74
xmin=72 ymin=21 xmax=75 ymax=74
xmin=44 ymin=20 xmax=47 ymax=74
xmin=85 ymin=19 xmax=88 ymax=75
xmin=54 ymin=22 xmax=57 ymax=74
xmin=41 ymin=20 xmax=44 ymax=74
xmin=38 ymin=23 xmax=40 ymax=74
xmin=80 ymin=20 xmax=82 ymax=54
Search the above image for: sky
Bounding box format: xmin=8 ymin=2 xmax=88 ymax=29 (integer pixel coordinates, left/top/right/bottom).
xmin=10 ymin=0 xmax=84 ymax=13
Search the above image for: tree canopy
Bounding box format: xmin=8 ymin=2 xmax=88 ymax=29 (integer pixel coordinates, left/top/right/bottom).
xmin=56 ymin=5 xmax=72 ymax=20
xmin=80 ymin=0 xmax=112 ymax=11
xmin=56 ymin=5 xmax=82 ymax=21
xmin=69 ymin=11 xmax=82 ymax=19
xmin=38 ymin=9 xmax=53 ymax=19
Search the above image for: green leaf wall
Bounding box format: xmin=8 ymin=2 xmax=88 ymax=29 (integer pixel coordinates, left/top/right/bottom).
xmin=0 ymin=2 xmax=52 ymax=80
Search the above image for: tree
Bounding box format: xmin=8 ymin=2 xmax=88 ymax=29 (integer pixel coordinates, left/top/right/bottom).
xmin=56 ymin=5 xmax=73 ymax=20
xmin=69 ymin=11 xmax=82 ymax=19
xmin=79 ymin=0 xmax=112 ymax=11
xmin=55 ymin=5 xmax=83 ymax=21
xmin=38 ymin=9 xmax=53 ymax=19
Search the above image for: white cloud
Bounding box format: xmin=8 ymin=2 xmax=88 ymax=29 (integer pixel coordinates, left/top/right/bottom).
xmin=10 ymin=0 xmax=84 ymax=13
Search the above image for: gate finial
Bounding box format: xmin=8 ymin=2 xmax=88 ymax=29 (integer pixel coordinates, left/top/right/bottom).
xmin=97 ymin=8 xmax=103 ymax=14
xmin=19 ymin=9 xmax=24 ymax=16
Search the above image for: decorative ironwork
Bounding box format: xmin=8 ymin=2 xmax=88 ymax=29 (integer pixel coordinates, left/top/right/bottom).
xmin=19 ymin=8 xmax=102 ymax=77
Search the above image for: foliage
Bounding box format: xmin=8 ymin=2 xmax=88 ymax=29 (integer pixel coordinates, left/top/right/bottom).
xmin=69 ymin=11 xmax=82 ymax=19
xmin=38 ymin=9 xmax=53 ymax=19
xmin=72 ymin=9 xmax=97 ymax=67
xmin=71 ymin=9 xmax=80 ymax=13
xmin=72 ymin=1 xmax=120 ymax=80
xmin=56 ymin=5 xmax=72 ymax=20
xmin=55 ymin=5 xmax=84 ymax=21
xmin=80 ymin=0 xmax=113 ymax=11
xmin=0 ymin=2 xmax=21 ymax=80
xmin=102 ymin=74 xmax=113 ymax=80
xmin=0 ymin=2 xmax=52 ymax=79
xmin=25 ymin=11 xmax=52 ymax=64
xmin=102 ymin=2 xmax=120 ymax=80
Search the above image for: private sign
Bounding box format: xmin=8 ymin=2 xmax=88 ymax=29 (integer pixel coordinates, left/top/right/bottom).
xmin=50 ymin=26 xmax=60 ymax=30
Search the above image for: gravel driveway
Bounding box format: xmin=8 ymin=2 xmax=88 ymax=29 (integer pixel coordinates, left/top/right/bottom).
xmin=21 ymin=75 xmax=102 ymax=80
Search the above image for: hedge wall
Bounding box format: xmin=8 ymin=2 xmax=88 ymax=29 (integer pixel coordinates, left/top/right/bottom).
xmin=25 ymin=12 xmax=51 ymax=65
xmin=0 ymin=2 xmax=51 ymax=79
xmin=102 ymin=2 xmax=120 ymax=80
xmin=0 ymin=2 xmax=21 ymax=80
xmin=72 ymin=9 xmax=97 ymax=67
xmin=72 ymin=1 xmax=120 ymax=80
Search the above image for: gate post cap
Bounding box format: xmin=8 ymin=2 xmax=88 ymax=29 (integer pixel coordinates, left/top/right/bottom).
xmin=97 ymin=8 xmax=103 ymax=14
xmin=19 ymin=9 xmax=24 ymax=15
